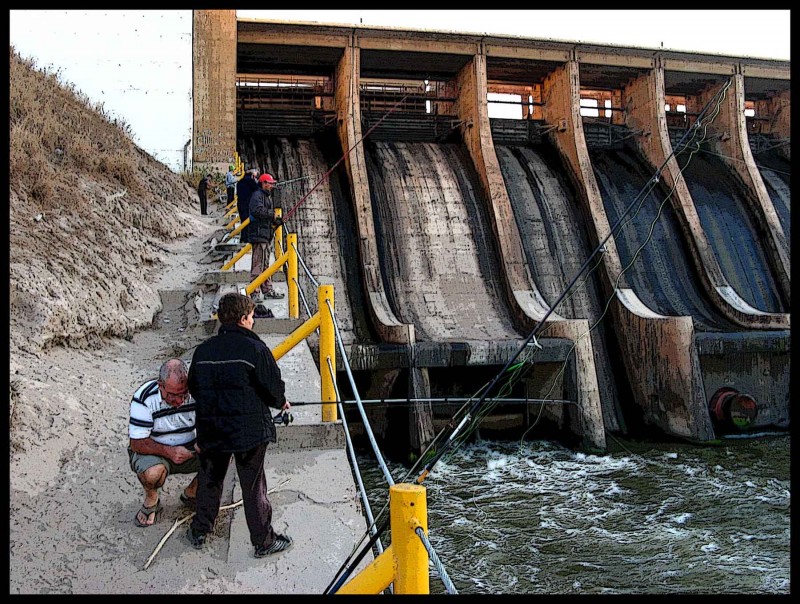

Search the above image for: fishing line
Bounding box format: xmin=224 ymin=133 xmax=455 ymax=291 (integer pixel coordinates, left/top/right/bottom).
xmin=408 ymin=79 xmax=733 ymax=486
xmin=280 ymin=89 xmax=416 ymax=225
xmin=322 ymin=80 xmax=733 ymax=592
xmin=515 ymin=83 xmax=730 ymax=445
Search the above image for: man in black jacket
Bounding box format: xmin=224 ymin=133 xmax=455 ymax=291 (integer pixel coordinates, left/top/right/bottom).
xmin=186 ymin=292 xmax=293 ymax=557
xmin=197 ymin=173 xmax=212 ymax=215
xmin=248 ymin=173 xmax=284 ymax=301
xmin=236 ymin=168 xmax=259 ymax=244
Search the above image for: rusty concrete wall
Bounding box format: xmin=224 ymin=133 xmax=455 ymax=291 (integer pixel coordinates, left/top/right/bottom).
xmin=452 ymin=51 xmax=605 ymax=451
xmin=542 ymin=61 xmax=714 ymax=441
xmin=192 ymin=10 xmax=237 ymax=174
xmin=333 ymin=40 xmax=413 ymax=345
xmin=452 ymin=52 xmax=551 ymax=325
xmin=624 ymin=65 xmax=788 ymax=330
xmin=695 ymin=76 xmax=791 ymax=304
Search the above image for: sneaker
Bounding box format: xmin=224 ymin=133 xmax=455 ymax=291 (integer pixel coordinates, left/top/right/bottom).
xmin=254 ymin=304 xmax=274 ymax=319
xmin=186 ymin=526 xmax=207 ymax=550
xmin=251 ymin=292 xmax=265 ymax=303
xmin=264 ymin=290 xmax=284 ymax=299
xmin=254 ymin=533 xmax=293 ymax=558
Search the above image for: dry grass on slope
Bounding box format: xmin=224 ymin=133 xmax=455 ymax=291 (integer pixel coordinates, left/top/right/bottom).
xmin=9 ymin=47 xmax=201 ymax=355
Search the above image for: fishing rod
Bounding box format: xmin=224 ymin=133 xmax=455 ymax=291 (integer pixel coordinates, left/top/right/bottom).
xmin=269 ymin=397 xmax=576 ymax=407
xmin=272 ymin=174 xmax=321 ymax=187
xmin=322 ymin=80 xmax=732 ymax=594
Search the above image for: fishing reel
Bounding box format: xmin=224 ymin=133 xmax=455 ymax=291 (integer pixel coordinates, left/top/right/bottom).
xmin=273 ymin=409 xmax=294 ymax=426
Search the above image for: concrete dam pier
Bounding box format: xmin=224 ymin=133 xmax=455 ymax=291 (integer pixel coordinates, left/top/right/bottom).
xmin=192 ymin=11 xmax=790 ymax=453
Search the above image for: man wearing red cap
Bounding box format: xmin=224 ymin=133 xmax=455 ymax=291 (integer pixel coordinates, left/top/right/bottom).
xmin=248 ymin=173 xmax=284 ymax=300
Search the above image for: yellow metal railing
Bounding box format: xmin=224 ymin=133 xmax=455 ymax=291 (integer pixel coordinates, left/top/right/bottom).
xmin=221 ymin=243 xmax=251 ymax=271
xmin=274 ymin=208 xmax=283 ymax=263
xmin=245 ymin=232 xmax=299 ymax=320
xmin=336 ymin=484 xmax=429 ymax=594
xmin=271 ymin=283 xmax=336 ymax=422
xmin=228 ymin=216 xmax=249 ymax=239
xmin=224 ymin=215 xmax=240 ymax=231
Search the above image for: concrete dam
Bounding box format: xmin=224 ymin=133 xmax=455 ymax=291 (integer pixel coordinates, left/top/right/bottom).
xmin=192 ymin=11 xmax=790 ymax=454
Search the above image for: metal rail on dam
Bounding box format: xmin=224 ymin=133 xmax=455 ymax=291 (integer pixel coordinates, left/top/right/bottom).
xmin=192 ymin=10 xmax=790 ymax=449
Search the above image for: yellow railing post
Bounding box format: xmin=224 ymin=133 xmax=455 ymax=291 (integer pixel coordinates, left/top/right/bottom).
xmin=224 ymin=215 xmax=239 ymax=231
xmin=228 ymin=217 xmax=250 ymax=239
xmin=391 ymin=484 xmax=429 ymax=594
xmin=319 ymin=285 xmax=337 ymax=422
xmin=287 ymin=233 xmax=299 ymax=319
xmin=336 ymin=483 xmax=429 ymax=594
xmin=224 ymin=205 xmax=238 ymax=219
xmin=221 ymin=243 xmax=252 ymax=271
xmin=226 ymin=197 xmax=238 ymax=211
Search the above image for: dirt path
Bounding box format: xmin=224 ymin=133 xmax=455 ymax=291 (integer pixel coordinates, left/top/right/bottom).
xmin=8 ymin=217 xmax=246 ymax=593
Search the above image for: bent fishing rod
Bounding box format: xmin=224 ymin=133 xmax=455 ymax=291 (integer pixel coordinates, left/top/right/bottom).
xmin=323 ymin=78 xmax=732 ymax=596
xmin=323 ymin=82 xmax=730 ymax=594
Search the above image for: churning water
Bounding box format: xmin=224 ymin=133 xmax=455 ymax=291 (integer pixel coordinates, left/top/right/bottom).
xmin=357 ymin=434 xmax=790 ymax=594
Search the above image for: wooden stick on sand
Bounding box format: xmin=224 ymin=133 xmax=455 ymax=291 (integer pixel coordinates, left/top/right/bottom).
xmin=143 ymin=477 xmax=292 ymax=570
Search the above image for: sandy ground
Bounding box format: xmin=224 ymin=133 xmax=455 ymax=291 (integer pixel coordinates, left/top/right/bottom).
xmin=7 ymin=206 xmax=247 ymax=593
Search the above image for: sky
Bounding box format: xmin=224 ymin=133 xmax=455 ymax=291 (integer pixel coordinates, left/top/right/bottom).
xmin=9 ymin=10 xmax=791 ymax=173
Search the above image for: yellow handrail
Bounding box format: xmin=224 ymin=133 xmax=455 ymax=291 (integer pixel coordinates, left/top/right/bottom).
xmin=221 ymin=243 xmax=252 ymax=271
xmin=271 ymin=283 xmax=335 ymax=420
xmin=224 ymin=215 xmax=239 ymax=231
xmin=229 ymin=216 xmax=249 ymax=238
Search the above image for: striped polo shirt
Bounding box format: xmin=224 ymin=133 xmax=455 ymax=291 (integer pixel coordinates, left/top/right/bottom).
xmin=129 ymin=379 xmax=196 ymax=446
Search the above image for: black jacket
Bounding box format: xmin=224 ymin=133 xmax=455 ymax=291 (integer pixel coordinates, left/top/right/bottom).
xmin=197 ymin=176 xmax=210 ymax=199
xmin=249 ymin=188 xmax=279 ymax=243
xmin=237 ymin=176 xmax=258 ymax=210
xmin=236 ymin=175 xmax=259 ymax=243
xmin=188 ymin=324 xmax=286 ymax=453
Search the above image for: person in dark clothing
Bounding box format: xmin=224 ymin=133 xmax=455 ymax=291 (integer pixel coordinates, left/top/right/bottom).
xmin=248 ymin=173 xmax=284 ymax=301
xmin=186 ymin=292 xmax=293 ymax=558
xmin=197 ymin=173 xmax=212 ymax=215
xmin=236 ymin=169 xmax=259 ymax=244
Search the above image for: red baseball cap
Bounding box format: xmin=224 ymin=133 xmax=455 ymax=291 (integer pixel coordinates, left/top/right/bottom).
xmin=259 ymin=173 xmax=277 ymax=184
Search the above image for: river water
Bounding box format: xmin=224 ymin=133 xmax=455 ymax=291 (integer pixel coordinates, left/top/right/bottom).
xmin=355 ymin=433 xmax=790 ymax=595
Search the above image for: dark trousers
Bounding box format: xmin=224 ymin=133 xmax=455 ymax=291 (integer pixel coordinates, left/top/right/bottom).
xmin=227 ymin=186 xmax=235 ymax=204
xmin=199 ymin=193 xmax=208 ymax=215
xmin=250 ymin=241 xmax=276 ymax=294
xmin=190 ymin=441 xmax=278 ymax=547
